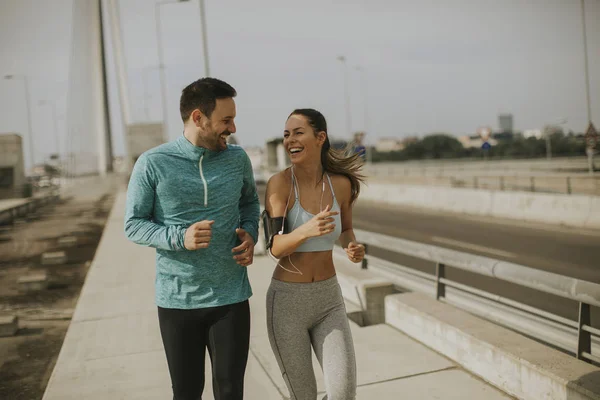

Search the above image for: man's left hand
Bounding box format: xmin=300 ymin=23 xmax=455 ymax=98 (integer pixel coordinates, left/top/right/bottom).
xmin=232 ymin=228 xmax=255 ymax=267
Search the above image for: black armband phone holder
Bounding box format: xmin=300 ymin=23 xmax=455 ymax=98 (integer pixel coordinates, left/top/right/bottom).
xmin=261 ymin=209 xmax=286 ymax=249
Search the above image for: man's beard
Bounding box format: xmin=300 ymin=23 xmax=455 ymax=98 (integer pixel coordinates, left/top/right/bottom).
xmin=215 ymin=129 xmax=231 ymax=151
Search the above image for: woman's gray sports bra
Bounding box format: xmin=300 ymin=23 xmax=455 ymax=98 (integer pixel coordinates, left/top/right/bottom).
xmin=286 ymin=174 xmax=342 ymax=252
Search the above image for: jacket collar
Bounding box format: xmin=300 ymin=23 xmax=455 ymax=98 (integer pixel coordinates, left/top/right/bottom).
xmin=176 ymin=133 xmax=223 ymax=160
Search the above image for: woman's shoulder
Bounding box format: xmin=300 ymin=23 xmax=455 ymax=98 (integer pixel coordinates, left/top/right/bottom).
xmin=328 ymin=173 xmax=351 ymax=190
xmin=267 ymin=169 xmax=292 ymax=193
xmin=328 ymin=173 xmax=352 ymax=204
xmin=268 ymin=169 xmax=290 ymax=184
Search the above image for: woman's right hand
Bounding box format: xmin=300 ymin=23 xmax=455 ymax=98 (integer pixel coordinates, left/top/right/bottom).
xmin=295 ymin=204 xmax=339 ymax=240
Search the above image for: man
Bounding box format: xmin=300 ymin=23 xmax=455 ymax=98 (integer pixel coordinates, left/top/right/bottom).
xmin=124 ymin=78 xmax=260 ymax=400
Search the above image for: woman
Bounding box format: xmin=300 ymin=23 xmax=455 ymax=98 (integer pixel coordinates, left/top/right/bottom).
xmin=264 ymin=108 xmax=365 ymax=400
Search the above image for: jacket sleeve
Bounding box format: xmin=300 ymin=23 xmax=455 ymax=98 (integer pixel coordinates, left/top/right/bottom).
xmin=124 ymin=154 xmax=187 ymax=251
xmin=238 ymin=152 xmax=260 ymax=244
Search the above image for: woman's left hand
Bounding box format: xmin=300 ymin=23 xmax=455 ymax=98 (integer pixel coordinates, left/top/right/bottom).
xmin=345 ymin=241 xmax=365 ymax=263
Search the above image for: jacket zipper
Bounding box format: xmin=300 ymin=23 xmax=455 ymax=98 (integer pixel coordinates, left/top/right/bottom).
xmin=198 ymin=155 xmax=208 ymax=206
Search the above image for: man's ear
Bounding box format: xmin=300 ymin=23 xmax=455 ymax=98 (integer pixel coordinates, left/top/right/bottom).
xmin=190 ymin=109 xmax=206 ymax=127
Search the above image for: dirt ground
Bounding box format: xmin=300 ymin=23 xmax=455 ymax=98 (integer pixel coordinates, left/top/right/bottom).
xmin=0 ymin=176 xmax=121 ymax=400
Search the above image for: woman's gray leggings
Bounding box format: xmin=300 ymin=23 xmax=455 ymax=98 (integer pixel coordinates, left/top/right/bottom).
xmin=266 ymin=276 xmax=357 ymax=400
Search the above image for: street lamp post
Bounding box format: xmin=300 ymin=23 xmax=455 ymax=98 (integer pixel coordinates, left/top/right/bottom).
xmin=336 ymin=56 xmax=352 ymax=138
xmin=4 ymin=74 xmax=34 ymax=170
xmin=580 ymin=0 xmax=595 ymax=174
xmin=198 ymin=0 xmax=210 ymax=76
xmin=581 ymin=0 xmax=592 ymax=126
xmin=355 ymin=66 xmax=371 ymax=164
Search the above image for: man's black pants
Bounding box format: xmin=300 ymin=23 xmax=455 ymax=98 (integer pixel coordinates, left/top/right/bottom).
xmin=158 ymin=300 xmax=250 ymax=400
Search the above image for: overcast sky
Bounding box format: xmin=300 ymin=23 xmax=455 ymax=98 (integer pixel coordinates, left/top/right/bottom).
xmin=1 ymin=0 xmax=599 ymax=165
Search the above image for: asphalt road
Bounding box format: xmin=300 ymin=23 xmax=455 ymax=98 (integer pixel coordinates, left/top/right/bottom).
xmin=257 ymin=183 xmax=600 ymax=327
xmin=353 ymin=200 xmax=600 ymax=283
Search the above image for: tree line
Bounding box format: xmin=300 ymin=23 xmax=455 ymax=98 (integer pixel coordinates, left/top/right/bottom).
xmin=370 ymin=132 xmax=589 ymax=162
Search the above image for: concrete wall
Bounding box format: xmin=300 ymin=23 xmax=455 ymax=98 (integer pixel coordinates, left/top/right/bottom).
xmin=386 ymin=293 xmax=600 ymax=400
xmin=360 ymin=182 xmax=600 ymax=230
xmin=0 ymin=134 xmax=26 ymax=198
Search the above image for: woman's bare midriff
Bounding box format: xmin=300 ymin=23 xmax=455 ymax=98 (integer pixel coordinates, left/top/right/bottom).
xmin=272 ymin=250 xmax=336 ymax=283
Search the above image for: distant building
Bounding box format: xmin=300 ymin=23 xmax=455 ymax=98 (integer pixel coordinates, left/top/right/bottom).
xmin=498 ymin=114 xmax=514 ymax=133
xmin=404 ymin=136 xmax=419 ymax=146
xmin=458 ymin=135 xmax=498 ymax=149
xmin=375 ymin=138 xmax=405 ymax=152
xmin=0 ymin=133 xmax=26 ymax=198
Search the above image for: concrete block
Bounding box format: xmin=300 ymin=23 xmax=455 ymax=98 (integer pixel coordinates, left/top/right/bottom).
xmin=337 ymin=271 xmax=397 ymax=325
xmin=359 ymin=279 xmax=397 ymax=325
xmin=0 ymin=315 xmax=19 ymax=337
xmin=42 ymin=251 xmax=67 ymax=265
xmin=18 ymin=272 xmax=49 ymax=292
xmin=58 ymin=236 xmax=78 ymax=246
xmin=385 ymin=292 xmax=600 ymax=400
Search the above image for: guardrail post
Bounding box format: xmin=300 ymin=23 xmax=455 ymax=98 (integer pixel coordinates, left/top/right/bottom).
xmin=530 ymin=177 xmax=535 ymax=192
xmin=361 ymin=244 xmax=368 ymax=270
xmin=577 ymin=302 xmax=591 ymax=360
xmin=566 ymin=177 xmax=572 ymax=195
xmin=435 ymin=263 xmax=445 ymax=300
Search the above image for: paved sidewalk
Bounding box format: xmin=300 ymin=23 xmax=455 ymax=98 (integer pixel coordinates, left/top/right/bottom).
xmin=42 ymin=191 xmax=512 ymax=399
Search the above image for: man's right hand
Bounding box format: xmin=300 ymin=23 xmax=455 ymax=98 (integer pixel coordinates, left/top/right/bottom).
xmin=184 ymin=220 xmax=214 ymax=250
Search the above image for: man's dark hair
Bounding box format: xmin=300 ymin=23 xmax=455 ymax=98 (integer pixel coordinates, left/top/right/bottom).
xmin=180 ymin=78 xmax=237 ymax=122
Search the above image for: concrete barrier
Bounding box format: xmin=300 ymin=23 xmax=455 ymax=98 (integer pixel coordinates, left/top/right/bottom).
xmin=360 ymin=183 xmax=600 ymax=230
xmin=385 ymin=292 xmax=600 ymax=400
xmin=42 ymin=251 xmax=68 ymax=265
xmin=0 ymin=315 xmax=19 ymax=337
xmin=333 ymin=250 xmax=398 ymax=325
xmin=17 ymin=272 xmax=49 ymax=292
xmin=0 ymin=191 xmax=60 ymax=226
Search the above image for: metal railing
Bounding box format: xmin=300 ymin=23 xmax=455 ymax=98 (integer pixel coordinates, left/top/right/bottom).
xmin=353 ymin=228 xmax=600 ymax=365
